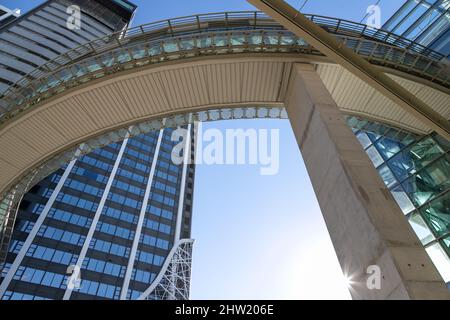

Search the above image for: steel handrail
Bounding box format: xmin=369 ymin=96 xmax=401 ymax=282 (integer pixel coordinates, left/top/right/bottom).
xmin=0 ymin=11 xmax=445 ymax=105
xmin=0 ymin=28 xmax=448 ymax=124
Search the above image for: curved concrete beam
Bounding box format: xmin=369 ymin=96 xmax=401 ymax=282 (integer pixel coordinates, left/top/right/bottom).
xmin=0 ymin=56 xmax=448 ymax=204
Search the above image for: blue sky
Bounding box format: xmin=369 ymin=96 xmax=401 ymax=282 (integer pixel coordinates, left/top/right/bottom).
xmin=1 ymin=0 xmax=405 ymax=299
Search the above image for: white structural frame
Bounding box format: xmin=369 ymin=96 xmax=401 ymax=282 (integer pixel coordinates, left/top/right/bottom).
xmin=137 ymin=239 xmax=194 ymax=300
xmin=0 ymin=145 xmax=83 ymax=298
xmin=0 ymin=119 xmax=196 ymax=300
xmin=0 ymin=5 xmax=20 ymax=23
xmin=63 ymin=134 xmax=130 ymax=300
xmin=119 ymin=124 xmax=165 ymax=300
xmin=174 ymin=115 xmax=192 ymax=241
xmin=137 ymin=115 xmax=194 ymax=300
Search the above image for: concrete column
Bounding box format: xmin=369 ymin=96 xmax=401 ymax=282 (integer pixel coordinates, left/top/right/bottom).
xmin=285 ymin=63 xmax=450 ymax=300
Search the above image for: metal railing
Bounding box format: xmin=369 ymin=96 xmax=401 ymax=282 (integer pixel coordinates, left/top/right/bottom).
xmin=0 ymin=34 xmax=448 ymax=124
xmin=0 ymin=11 xmax=448 ymax=119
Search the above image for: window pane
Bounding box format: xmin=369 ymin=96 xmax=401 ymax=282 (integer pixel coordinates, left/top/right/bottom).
xmin=441 ymin=236 xmax=450 ymax=257
xmin=42 ymin=273 xmax=54 ymax=286
xmin=420 ymin=191 xmax=450 ymax=237
xmin=408 ymin=211 xmax=435 ymax=245
xmin=375 ymin=136 xmax=404 ymax=160
xmin=367 ymin=131 xmax=381 ymax=142
xmin=366 ymin=146 xmax=384 ymax=167
xmin=356 ymin=131 xmax=372 ymax=149
xmin=406 ymin=137 xmax=444 ymax=172
xmin=391 ymin=185 xmax=415 ymax=214
xmin=230 ymin=35 xmax=245 ymax=45
xmin=378 ymin=165 xmax=397 ymax=188
xmin=388 ymin=152 xmax=410 ymax=181
xmin=433 ymin=133 xmax=450 ymax=152
xmin=426 ymin=243 xmax=450 ymax=283
xmin=403 ymin=155 xmax=450 ymax=207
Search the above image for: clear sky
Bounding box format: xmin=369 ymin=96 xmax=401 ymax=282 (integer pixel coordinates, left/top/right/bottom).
xmin=1 ymin=0 xmax=405 ymax=299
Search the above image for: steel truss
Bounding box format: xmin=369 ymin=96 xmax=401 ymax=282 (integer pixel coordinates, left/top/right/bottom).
xmin=138 ymin=239 xmax=194 ymax=300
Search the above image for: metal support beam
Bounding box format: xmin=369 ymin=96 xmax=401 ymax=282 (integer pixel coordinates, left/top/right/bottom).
xmin=138 ymin=239 xmax=194 ymax=300
xmin=120 ymin=126 xmax=165 ymax=300
xmin=246 ymin=0 xmax=450 ymax=140
xmin=0 ymin=154 xmax=80 ymax=298
xmin=63 ymin=135 xmax=130 ymax=300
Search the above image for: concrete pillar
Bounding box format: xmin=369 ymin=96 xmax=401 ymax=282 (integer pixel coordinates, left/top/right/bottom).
xmin=285 ymin=63 xmax=450 ymax=300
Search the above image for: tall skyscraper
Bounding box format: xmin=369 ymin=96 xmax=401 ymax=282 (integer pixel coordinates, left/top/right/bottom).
xmin=0 ymin=125 xmax=196 ymax=300
xmin=0 ymin=0 xmax=136 ymax=102
xmin=0 ymin=0 xmax=137 ymax=273
xmin=0 ymin=5 xmax=20 ymax=27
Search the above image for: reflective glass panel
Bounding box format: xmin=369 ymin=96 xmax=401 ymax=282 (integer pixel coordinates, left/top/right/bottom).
xmin=116 ymin=50 xmax=131 ymax=63
xmin=388 ymin=152 xmax=410 ymax=181
xmin=263 ymin=33 xmax=279 ymax=45
xmin=197 ymin=35 xmax=212 ymax=48
xmin=367 ymin=131 xmax=381 ymax=142
xmin=420 ymin=191 xmax=450 ymax=237
xmin=375 ymin=136 xmax=404 ymax=160
xmin=356 ymin=131 xmax=371 ymax=149
xmin=280 ymin=35 xmax=295 ymax=45
xmin=403 ymin=155 xmax=450 ymax=207
xmin=378 ymin=165 xmax=397 ymax=188
xmin=249 ymin=34 xmax=262 ymax=45
xmin=406 ymin=137 xmax=444 ymax=173
xmin=391 ymin=184 xmax=415 ymax=214
xmin=408 ymin=211 xmax=435 ymax=245
xmin=213 ymin=35 xmax=227 ymax=46
xmin=426 ymin=243 xmax=450 ymax=283
xmin=180 ymin=39 xmax=195 ymax=50
xmin=132 ymin=45 xmax=146 ymax=59
xmin=148 ymin=43 xmax=161 ymax=56
xmin=433 ymin=134 xmax=450 ymax=152
xmin=442 ymin=236 xmax=450 ymax=257
xmin=366 ymin=146 xmax=384 ymax=168
xmin=230 ymin=35 xmax=245 ymax=45
xmin=163 ymin=41 xmax=178 ymax=53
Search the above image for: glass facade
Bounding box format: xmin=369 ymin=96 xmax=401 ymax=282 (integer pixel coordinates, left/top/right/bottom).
xmin=0 ymin=5 xmax=20 ymax=27
xmin=347 ymin=116 xmax=450 ymax=283
xmin=0 ymin=126 xmax=195 ymax=300
xmin=382 ymin=0 xmax=450 ymax=57
xmin=0 ymin=0 xmax=136 ymax=98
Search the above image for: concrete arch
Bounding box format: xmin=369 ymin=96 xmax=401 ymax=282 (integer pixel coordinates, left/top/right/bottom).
xmin=0 ymin=55 xmax=449 ymax=203
xmin=0 ymin=12 xmax=449 ymax=201
xmin=0 ymin=11 xmax=449 ymax=299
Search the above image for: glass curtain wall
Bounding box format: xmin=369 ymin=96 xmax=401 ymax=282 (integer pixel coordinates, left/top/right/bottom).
xmin=347 ymin=116 xmax=450 ymax=283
